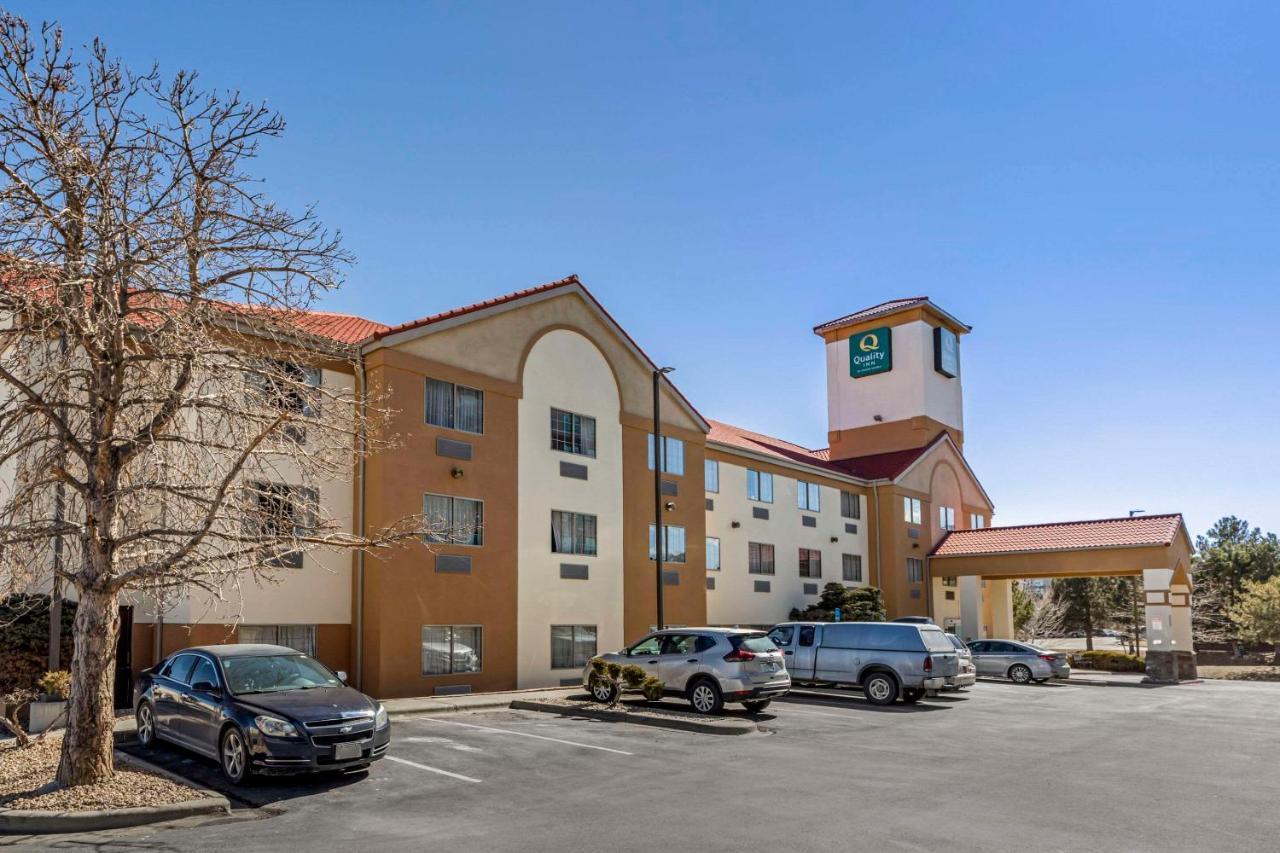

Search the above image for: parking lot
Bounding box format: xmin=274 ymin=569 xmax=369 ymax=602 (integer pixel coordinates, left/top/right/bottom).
xmin=16 ymin=678 xmax=1280 ymax=853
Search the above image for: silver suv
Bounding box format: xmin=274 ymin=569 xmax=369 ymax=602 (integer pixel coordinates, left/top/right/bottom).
xmin=768 ymin=621 xmax=961 ymax=706
xmin=584 ymin=628 xmax=790 ymax=714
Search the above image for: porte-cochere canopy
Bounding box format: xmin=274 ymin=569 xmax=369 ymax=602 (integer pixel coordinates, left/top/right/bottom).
xmin=929 ymin=514 xmax=1196 ymax=683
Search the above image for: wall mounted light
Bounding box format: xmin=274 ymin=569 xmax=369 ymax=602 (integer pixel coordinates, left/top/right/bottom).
xmin=731 ymin=521 xmax=741 ymax=529
xmin=873 ymin=414 xmax=884 ymax=422
xmin=830 ymin=536 xmax=839 ymax=543
xmin=451 ymin=467 xmax=465 ymax=479
xmin=664 ymin=501 xmax=676 ymax=512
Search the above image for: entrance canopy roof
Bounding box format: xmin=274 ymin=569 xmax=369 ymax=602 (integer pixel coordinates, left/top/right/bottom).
xmin=929 ymin=514 xmax=1193 ymax=582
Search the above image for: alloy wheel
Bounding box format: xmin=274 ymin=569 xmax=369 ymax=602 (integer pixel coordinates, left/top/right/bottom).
xmin=591 ymin=680 xmax=614 ymax=702
xmin=692 ymin=684 xmax=716 ymax=713
xmin=137 ymin=704 xmax=154 ymax=746
xmin=223 ymin=730 xmax=246 ymax=781
xmin=1010 ymin=664 xmax=1032 ymax=684
xmin=868 ymin=678 xmax=892 ymax=702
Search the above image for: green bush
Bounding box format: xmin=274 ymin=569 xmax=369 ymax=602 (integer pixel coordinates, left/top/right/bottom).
xmin=37 ymin=670 xmax=72 ymax=700
xmin=1070 ymin=650 xmax=1145 ymax=672
xmin=0 ymin=595 xmax=76 ymax=693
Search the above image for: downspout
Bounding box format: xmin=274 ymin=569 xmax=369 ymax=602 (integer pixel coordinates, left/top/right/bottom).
xmin=354 ymin=346 xmax=368 ymax=691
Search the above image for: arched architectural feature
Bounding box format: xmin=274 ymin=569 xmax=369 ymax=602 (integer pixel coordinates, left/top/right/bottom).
xmin=517 ymin=329 xmax=625 ymax=687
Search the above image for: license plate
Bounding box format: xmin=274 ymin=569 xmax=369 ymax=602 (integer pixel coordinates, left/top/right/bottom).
xmin=333 ymin=741 xmax=362 ymax=761
xmin=759 ymin=660 xmax=779 ymax=672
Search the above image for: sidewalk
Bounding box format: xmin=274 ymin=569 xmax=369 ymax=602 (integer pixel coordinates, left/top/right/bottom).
xmin=382 ymin=686 xmax=581 ymax=717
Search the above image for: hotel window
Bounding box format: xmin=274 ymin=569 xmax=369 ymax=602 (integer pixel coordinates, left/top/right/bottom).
xmin=648 ymin=524 xmax=687 ymax=563
xmin=799 ymin=548 xmax=822 ymax=578
xmin=797 ymin=481 xmax=821 ymax=512
xmin=939 ymin=506 xmax=956 ymax=530
xmin=647 ymin=434 xmax=685 ymax=475
xmin=238 ymin=625 xmax=316 ymax=656
xmin=748 ymin=542 xmax=776 ymax=575
xmin=424 ymin=494 xmax=484 ymax=546
xmin=942 ymin=576 xmax=958 ymax=587
xmin=425 ymin=378 xmax=484 ymax=434
xmin=970 ymin=513 xmax=985 ymax=529
xmin=550 ymin=408 xmax=596 ymax=457
xmin=747 ymin=469 xmax=774 ymax=503
xmin=706 ymin=536 xmax=721 ymax=570
xmin=704 ymin=459 xmax=719 ymax=493
xmin=551 ymin=625 xmax=598 ymax=670
xmin=551 ymin=510 xmax=598 ymax=556
xmin=421 ymin=625 xmax=482 ymax=675
xmin=842 ymin=554 xmax=863 ymax=583
xmin=903 ymin=497 xmax=922 ymax=525
xmin=245 ymin=482 xmax=318 ymax=569
xmin=841 ymin=491 xmax=861 ymax=520
xmin=249 ymin=360 xmax=321 ymax=443
xmin=907 ymin=558 xmax=925 ymax=583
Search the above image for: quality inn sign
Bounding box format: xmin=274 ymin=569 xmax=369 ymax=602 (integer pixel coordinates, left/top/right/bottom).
xmin=850 ymin=326 xmax=892 ymax=378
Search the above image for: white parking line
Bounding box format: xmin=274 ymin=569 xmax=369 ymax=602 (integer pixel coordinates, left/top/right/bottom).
xmin=415 ymin=716 xmax=634 ymax=755
xmin=385 ymin=754 xmax=482 ymax=783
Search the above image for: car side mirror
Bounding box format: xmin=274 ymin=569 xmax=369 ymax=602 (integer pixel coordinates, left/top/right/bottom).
xmin=192 ymin=680 xmax=221 ymax=697
xmin=336 ymin=670 xmax=348 ymax=684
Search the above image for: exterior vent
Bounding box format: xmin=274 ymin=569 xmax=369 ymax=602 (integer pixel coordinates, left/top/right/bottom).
xmin=706 ymin=498 xmax=715 ymax=511
xmin=434 ymin=684 xmax=472 ymax=696
xmin=754 ymin=580 xmax=771 ymax=593
xmin=661 ymin=480 xmax=679 ymax=496
xmin=845 ymin=523 xmax=858 ymax=534
xmin=803 ymin=583 xmax=819 ymax=595
xmin=752 ymin=507 xmax=770 ymax=520
xmin=560 ymin=564 xmax=589 ymax=580
xmin=559 ymin=461 xmax=588 ymax=480
xmin=706 ymin=577 xmax=716 ymax=590
xmin=802 ymin=516 xmax=817 ymax=527
xmin=435 ymin=437 xmax=473 ymax=461
xmin=663 ymin=571 xmax=680 ymax=586
xmin=435 ymin=554 xmax=472 ymax=574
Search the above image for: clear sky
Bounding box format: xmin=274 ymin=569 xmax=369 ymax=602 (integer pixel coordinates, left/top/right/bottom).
xmin=14 ymin=2 xmax=1278 ymax=538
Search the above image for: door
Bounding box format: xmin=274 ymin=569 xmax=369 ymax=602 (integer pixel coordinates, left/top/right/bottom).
xmin=767 ymin=625 xmax=796 ymax=672
xmin=153 ymin=653 xmax=197 ymax=740
xmin=178 ymin=656 xmax=223 ymax=758
xmin=114 ymin=606 xmax=133 ymax=711
xmin=624 ymin=635 xmax=664 ymax=678
xmin=791 ymin=625 xmax=819 ymax=680
xmin=971 ymin=641 xmax=1012 ymax=676
xmin=658 ymin=634 xmax=706 ymax=693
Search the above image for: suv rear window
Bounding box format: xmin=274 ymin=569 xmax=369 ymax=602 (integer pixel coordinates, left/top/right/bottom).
xmin=730 ymin=633 xmax=779 ymax=654
xmin=920 ymin=628 xmax=956 ymax=653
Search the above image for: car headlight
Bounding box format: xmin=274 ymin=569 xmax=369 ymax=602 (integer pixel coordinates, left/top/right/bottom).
xmin=374 ymin=703 xmax=389 ymax=729
xmin=254 ymin=715 xmax=299 ymax=738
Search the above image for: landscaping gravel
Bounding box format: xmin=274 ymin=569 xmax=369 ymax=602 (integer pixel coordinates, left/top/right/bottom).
xmin=0 ymin=732 xmax=208 ymax=812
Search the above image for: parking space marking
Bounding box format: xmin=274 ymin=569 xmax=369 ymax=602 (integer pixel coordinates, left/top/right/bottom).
xmin=386 ymin=754 xmax=483 ymax=783
xmin=415 ymin=716 xmax=635 ymax=755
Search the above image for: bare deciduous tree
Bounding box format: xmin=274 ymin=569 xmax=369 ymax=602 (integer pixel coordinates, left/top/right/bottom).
xmin=0 ymin=15 xmax=415 ymax=786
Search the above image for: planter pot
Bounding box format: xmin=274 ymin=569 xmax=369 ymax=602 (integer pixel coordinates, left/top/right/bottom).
xmin=28 ymin=699 xmax=67 ymax=734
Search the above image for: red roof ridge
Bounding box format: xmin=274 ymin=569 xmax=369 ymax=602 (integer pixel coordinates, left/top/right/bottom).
xmin=812 ymin=296 xmax=931 ymax=333
xmin=950 ymin=512 xmax=1183 ymax=535
xmin=706 ymin=418 xmax=826 ymax=454
xmin=929 ymin=514 xmax=1185 ymax=558
xmin=370 ymin=274 xmax=581 ymax=341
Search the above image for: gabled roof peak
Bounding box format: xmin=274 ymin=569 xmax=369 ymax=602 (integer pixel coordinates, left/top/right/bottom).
xmin=813 ymin=296 xmax=971 ymax=336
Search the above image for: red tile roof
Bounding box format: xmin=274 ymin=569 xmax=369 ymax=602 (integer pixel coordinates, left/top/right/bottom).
xmin=812 ymin=296 xmax=972 ymax=336
xmin=286 ymin=311 xmax=389 ymax=344
xmin=707 ymin=419 xmax=945 ymax=483
xmin=370 ymin=275 xmax=581 ymax=340
xmin=930 ymin=514 xmax=1185 ymax=558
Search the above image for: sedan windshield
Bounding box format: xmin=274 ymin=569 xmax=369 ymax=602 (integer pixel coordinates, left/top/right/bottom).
xmin=221 ymin=654 xmax=340 ymax=695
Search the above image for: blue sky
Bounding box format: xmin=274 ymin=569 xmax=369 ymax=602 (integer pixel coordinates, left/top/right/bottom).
xmin=16 ymin=2 xmax=1278 ymax=537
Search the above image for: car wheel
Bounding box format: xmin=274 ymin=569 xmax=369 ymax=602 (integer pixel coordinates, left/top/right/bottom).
xmin=688 ymin=679 xmax=724 ymax=715
xmin=863 ymin=672 xmax=899 ymax=706
xmin=589 ymin=677 xmax=618 ymax=704
xmin=742 ymin=699 xmax=771 ymax=713
xmin=901 ymin=688 xmax=925 ymax=704
xmin=1009 ymin=664 xmax=1034 ymax=684
xmin=136 ymin=701 xmax=156 ymax=749
xmin=220 ymin=726 xmax=252 ymax=785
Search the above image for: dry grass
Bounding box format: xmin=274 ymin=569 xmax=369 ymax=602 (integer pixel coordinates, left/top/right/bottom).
xmin=0 ymin=731 xmax=207 ymax=812
xmin=1197 ymin=665 xmax=1280 ymax=682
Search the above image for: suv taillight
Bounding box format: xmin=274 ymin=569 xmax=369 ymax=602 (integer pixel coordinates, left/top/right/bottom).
xmin=923 ymin=655 xmax=934 ymax=673
xmin=724 ymin=648 xmax=757 ymax=663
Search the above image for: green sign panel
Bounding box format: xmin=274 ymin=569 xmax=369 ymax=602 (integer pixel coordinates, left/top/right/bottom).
xmin=850 ymin=326 xmax=892 ymax=378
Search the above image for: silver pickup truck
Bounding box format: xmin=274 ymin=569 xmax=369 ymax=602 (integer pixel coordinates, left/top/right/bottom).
xmin=767 ymin=621 xmax=961 ymax=706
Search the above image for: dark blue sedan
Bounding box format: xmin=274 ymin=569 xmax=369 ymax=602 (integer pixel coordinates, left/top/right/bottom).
xmin=134 ymin=644 xmax=391 ymax=784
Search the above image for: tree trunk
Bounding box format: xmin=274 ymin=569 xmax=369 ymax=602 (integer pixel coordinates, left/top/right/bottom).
xmin=1084 ymin=598 xmax=1094 ymax=652
xmin=55 ymin=587 xmax=120 ymax=787
xmin=1273 ymin=643 xmax=1280 ymax=667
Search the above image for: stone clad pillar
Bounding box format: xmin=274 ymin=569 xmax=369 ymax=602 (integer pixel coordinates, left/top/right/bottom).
xmin=1143 ymin=567 xmax=1197 ymax=683
xmin=959 ymin=576 xmax=983 ymax=642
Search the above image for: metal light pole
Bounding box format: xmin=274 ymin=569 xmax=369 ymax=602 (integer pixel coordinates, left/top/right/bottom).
xmin=653 ymin=367 xmax=674 ymax=631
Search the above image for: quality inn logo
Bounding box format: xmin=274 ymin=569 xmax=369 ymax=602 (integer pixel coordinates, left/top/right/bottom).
xmin=850 ymin=326 xmax=892 ymax=378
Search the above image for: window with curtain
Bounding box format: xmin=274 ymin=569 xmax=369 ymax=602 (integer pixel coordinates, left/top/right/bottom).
xmin=238 ymin=625 xmax=316 ymax=656
xmin=550 ymin=625 xmax=598 ymax=669
xmin=747 ymin=469 xmax=773 ymax=503
xmin=903 ymin=497 xmax=922 ymax=525
xmin=704 ymin=459 xmax=719 ymax=493
xmin=421 ymin=625 xmax=483 ymax=675
xmin=647 ymin=434 xmax=685 ymax=475
xmin=245 ymin=482 xmax=317 ymax=569
xmin=423 ymin=494 xmax=484 ymax=546
xmin=797 ymin=481 xmax=821 ymax=511
xmin=799 ymin=548 xmax=822 ymax=578
xmin=425 ymin=377 xmax=484 ymax=433
xmin=842 ymin=554 xmax=863 ymax=582
xmin=748 ymin=542 xmax=775 ymax=575
xmin=551 ymin=510 xmax=598 ymax=556
xmin=648 ymin=524 xmax=687 ymax=563
xmin=550 ymin=408 xmax=596 ymax=457
xmin=706 ymin=537 xmax=720 ymax=570
xmin=969 ymin=513 xmax=985 ymax=529
xmin=939 ymin=506 xmax=956 ymax=530
xmin=841 ymin=491 xmax=861 ymax=519
xmin=907 ymin=558 xmax=925 ymax=582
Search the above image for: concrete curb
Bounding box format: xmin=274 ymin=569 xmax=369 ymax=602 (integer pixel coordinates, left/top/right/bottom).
xmin=384 ymin=686 xmax=579 ymax=718
xmin=509 ymin=699 xmax=757 ymax=735
xmin=0 ymin=752 xmax=231 ymax=835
